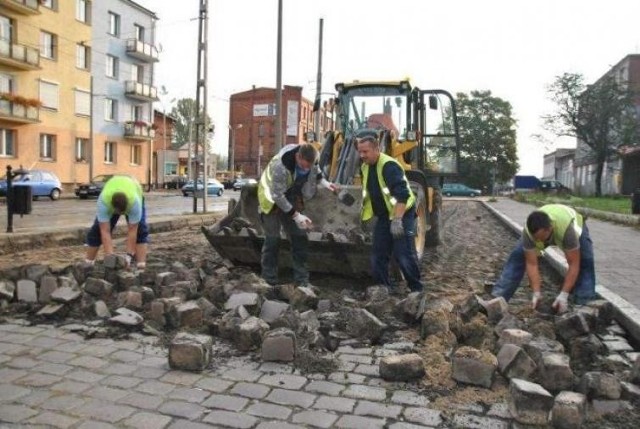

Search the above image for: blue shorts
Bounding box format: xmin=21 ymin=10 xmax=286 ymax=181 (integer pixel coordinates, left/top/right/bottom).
xmin=85 ymin=199 xmax=149 ymax=247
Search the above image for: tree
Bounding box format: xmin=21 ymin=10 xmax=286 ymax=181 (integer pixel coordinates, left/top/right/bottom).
xmin=544 ymin=72 xmax=640 ymax=196
xmin=170 ymin=98 xmax=213 ymax=149
xmin=455 ymin=91 xmax=519 ymax=192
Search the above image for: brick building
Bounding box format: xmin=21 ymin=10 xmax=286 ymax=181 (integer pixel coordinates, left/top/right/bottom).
xmin=228 ymin=85 xmax=335 ymax=177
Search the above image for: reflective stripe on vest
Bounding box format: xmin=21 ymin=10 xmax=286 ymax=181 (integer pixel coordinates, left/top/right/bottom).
xmin=258 ymin=144 xmax=297 ymax=214
xmin=525 ymin=204 xmax=583 ymax=252
xmin=361 ymin=153 xmax=415 ymax=221
xmin=100 ymin=176 xmax=143 ymax=214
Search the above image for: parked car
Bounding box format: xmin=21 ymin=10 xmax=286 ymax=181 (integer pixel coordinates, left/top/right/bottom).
xmin=181 ymin=179 xmax=224 ymax=197
xmin=538 ymin=180 xmax=572 ymax=195
xmin=442 ymin=183 xmax=482 ymax=197
xmin=0 ymin=169 xmax=62 ymax=200
xmin=233 ymin=178 xmax=258 ymax=191
xmin=74 ymin=174 xmax=118 ymax=199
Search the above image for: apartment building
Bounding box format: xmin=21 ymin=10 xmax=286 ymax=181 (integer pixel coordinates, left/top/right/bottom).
xmin=0 ymin=0 xmax=92 ymax=190
xmin=91 ymin=0 xmax=158 ymax=188
xmin=229 ymin=85 xmax=335 ymax=177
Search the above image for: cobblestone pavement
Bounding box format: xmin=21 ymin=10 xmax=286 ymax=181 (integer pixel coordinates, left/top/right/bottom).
xmin=0 ymin=319 xmax=514 ymax=429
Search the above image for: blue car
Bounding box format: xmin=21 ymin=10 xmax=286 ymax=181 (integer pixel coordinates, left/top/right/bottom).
xmin=181 ymin=179 xmax=224 ymax=197
xmin=0 ymin=169 xmax=62 ymax=200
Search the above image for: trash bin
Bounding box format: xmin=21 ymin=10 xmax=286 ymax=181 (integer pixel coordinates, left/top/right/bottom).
xmin=633 ymin=187 xmax=640 ymax=215
xmin=11 ymin=185 xmax=32 ymax=215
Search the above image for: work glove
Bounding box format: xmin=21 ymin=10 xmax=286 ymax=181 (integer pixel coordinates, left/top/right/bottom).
xmin=292 ymin=212 xmax=312 ymax=230
xmin=390 ymin=218 xmax=404 ymax=239
xmin=124 ymin=252 xmax=135 ymax=269
xmin=531 ymin=291 xmax=542 ymax=309
xmin=552 ymin=291 xmax=569 ymax=314
xmin=320 ymin=178 xmax=338 ymax=193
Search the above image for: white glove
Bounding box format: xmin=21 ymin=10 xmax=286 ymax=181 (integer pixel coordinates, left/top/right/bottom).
xmin=292 ymin=212 xmax=312 ymax=230
xmin=124 ymin=253 xmax=134 ymax=268
xmin=390 ymin=218 xmax=404 ymax=239
xmin=531 ymin=291 xmax=542 ymax=309
xmin=320 ymin=178 xmax=338 ymax=193
xmin=552 ymin=291 xmax=569 ymax=314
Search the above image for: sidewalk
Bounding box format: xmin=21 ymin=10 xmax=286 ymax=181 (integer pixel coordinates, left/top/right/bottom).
xmin=485 ymin=198 xmax=640 ymax=342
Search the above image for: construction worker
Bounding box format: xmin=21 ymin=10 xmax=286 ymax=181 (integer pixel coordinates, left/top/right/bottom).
xmin=356 ymin=131 xmax=424 ymax=293
xmin=85 ymin=176 xmax=148 ymax=269
xmin=491 ymin=204 xmax=597 ymax=313
xmin=258 ymin=143 xmax=336 ymax=286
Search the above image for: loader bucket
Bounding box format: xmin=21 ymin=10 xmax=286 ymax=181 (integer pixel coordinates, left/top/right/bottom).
xmin=201 ymin=184 xmax=374 ymax=277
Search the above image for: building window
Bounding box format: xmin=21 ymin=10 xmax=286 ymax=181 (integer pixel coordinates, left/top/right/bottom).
xmin=104 ymin=98 xmax=117 ymax=121
xmin=134 ymin=24 xmax=145 ymax=42
xmin=40 ymin=134 xmax=56 ymax=160
xmin=108 ymin=12 xmax=120 ymax=36
xmin=165 ymin=162 xmax=178 ymax=175
xmin=0 ymin=128 xmax=15 ymax=157
xmin=105 ymin=55 xmax=118 ymax=78
xmin=39 ymin=80 xmax=59 ymax=110
xmin=130 ymin=145 xmax=142 ymax=165
xmin=75 ymin=138 xmax=88 ymax=161
xmin=104 ymin=141 xmax=116 ymax=163
xmin=131 ymin=104 xmax=143 ymax=121
xmin=76 ymin=0 xmax=90 ymax=23
xmin=40 ymin=0 xmax=55 ymax=9
xmin=76 ymin=43 xmax=90 ymax=70
xmin=40 ymin=31 xmax=56 ymax=59
xmin=131 ymin=63 xmax=143 ymax=83
xmin=0 ymin=73 xmax=13 ymax=93
xmin=74 ymin=89 xmax=90 ymax=116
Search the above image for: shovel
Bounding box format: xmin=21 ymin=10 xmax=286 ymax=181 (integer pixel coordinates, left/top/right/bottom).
xmin=336 ymin=189 xmax=356 ymax=207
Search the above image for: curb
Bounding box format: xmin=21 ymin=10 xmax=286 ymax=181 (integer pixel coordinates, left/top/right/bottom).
xmin=482 ymin=201 xmax=640 ymax=344
xmin=0 ymin=213 xmax=220 ymax=255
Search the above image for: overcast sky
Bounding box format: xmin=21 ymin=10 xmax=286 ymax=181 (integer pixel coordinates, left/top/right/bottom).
xmin=136 ymin=0 xmax=640 ymax=176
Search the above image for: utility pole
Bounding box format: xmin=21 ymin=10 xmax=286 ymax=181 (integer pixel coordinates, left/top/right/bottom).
xmin=193 ymin=0 xmax=208 ymax=213
xmin=313 ymin=18 xmax=323 ymax=139
xmin=274 ymin=0 xmax=283 ymax=151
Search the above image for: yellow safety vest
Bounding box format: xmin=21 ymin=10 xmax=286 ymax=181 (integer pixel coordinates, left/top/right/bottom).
xmin=525 ymin=204 xmax=583 ymax=253
xmin=258 ymin=144 xmax=297 ymax=214
xmin=361 ymin=153 xmax=415 ymax=221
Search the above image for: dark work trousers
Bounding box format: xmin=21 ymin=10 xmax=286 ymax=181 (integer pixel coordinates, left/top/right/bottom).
xmin=371 ymin=207 xmax=424 ymax=292
xmin=260 ymin=209 xmax=309 ymax=286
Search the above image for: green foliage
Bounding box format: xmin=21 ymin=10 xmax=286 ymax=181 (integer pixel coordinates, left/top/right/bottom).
xmin=170 ymin=98 xmax=213 ymax=149
xmin=544 ymin=72 xmax=640 ymax=196
xmin=455 ymin=91 xmax=519 ymax=191
xmin=517 ymin=192 xmax=632 ymax=214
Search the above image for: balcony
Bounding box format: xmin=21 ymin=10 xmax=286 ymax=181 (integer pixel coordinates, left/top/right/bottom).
xmin=0 ymin=39 xmax=40 ymax=70
xmin=124 ymin=121 xmax=155 ymax=140
xmin=0 ymin=0 xmax=40 ymax=15
xmin=124 ymin=81 xmax=159 ymax=102
xmin=0 ymin=98 xmax=40 ymax=124
xmin=126 ymin=39 xmax=159 ymax=63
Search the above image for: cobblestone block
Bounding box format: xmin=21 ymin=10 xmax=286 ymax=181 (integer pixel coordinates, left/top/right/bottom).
xmin=72 ymin=398 xmax=136 ymax=423
xmin=84 ymin=278 xmax=113 ymax=298
xmin=15 ymin=372 xmax=61 ymax=387
xmin=245 ymin=400 xmax=292 ymax=419
xmin=555 ymin=312 xmax=590 ymax=341
xmin=117 ymin=392 xmax=163 ymax=410
xmin=84 ymin=386 xmax=128 ymax=402
xmin=167 ymin=386 xmax=210 ymax=403
xmin=101 ymin=375 xmax=142 ymax=389
xmin=291 ymin=286 xmax=318 ymax=310
xmin=225 ymin=292 xmax=260 ymax=311
xmin=38 ymin=275 xmax=58 ymax=303
xmin=135 ymin=380 xmax=176 ymax=395
xmin=305 ymin=380 xmax=344 ymax=396
xmin=258 ymin=373 xmax=308 ymax=390
xmin=355 ymin=400 xmax=402 ymax=418
xmin=552 ymin=390 xmax=587 ymax=429
xmin=403 ymin=407 xmax=443 ymax=426
xmin=388 ymin=424 xmax=436 ymax=429
xmin=203 ymin=409 xmax=258 ymax=428
xmin=379 ymin=353 xmax=425 ymax=381
xmin=578 ymin=371 xmax=621 ymax=399
xmin=236 ymin=316 xmax=269 ymax=351
xmin=28 ymin=410 xmax=79 ymax=428
xmin=346 ymin=309 xmax=387 ymax=342
xmin=265 ymin=388 xmax=316 ymax=408
xmin=497 ymin=344 xmax=537 ymax=380
xmin=0 ymin=404 xmax=38 ymax=423
xmin=195 ymin=376 xmax=234 ymax=392
xmin=168 ymin=332 xmax=212 ymax=372
xmin=497 ymin=328 xmax=533 ymax=349
xmin=569 ymin=334 xmax=605 ymax=365
xmin=68 ymin=355 xmax=109 ymax=370
xmin=539 ymin=352 xmax=574 ymax=392
xmin=158 ymin=400 xmax=206 ymax=420
xmin=41 ymin=394 xmax=87 ymax=411
xmin=313 ymin=395 xmax=356 ymax=413
xmin=621 ymin=381 xmax=640 ymax=401
xmin=452 ymin=413 xmax=509 ymax=429
xmin=202 ymin=393 xmax=249 ymax=411
xmin=159 ymin=370 xmax=202 ymax=386
xmin=354 ymin=364 xmax=379 ymax=376
xmin=292 ymin=409 xmax=338 ymax=428
xmin=123 ymin=411 xmax=172 ymax=429
xmin=390 ymin=390 xmax=429 ymax=407
xmin=480 ymin=296 xmax=509 ymax=323
xmin=452 ymin=346 xmax=497 ymax=388
xmin=16 ymin=279 xmax=38 ymax=302
xmin=335 ymin=414 xmax=387 ymax=429
xmin=342 ymin=384 xmax=387 ymax=401
xmin=220 ymin=367 xmax=262 ymax=382
xmin=259 ymin=300 xmax=290 ymax=323
xmin=590 ymin=399 xmax=633 ymax=417
xmin=262 ymin=328 xmax=296 ymax=362
xmin=508 ymin=378 xmax=553 ymax=425
xmin=230 ymin=382 xmax=271 ymax=398
xmin=171 ymin=301 xmax=203 ymax=328
xmin=0 ymin=279 xmax=15 ymax=300
xmin=523 ymin=337 xmax=564 ymax=365
xmin=421 ymin=308 xmax=449 ymax=338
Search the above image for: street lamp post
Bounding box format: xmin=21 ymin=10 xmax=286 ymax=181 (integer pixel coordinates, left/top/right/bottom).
xmin=228 ymin=123 xmax=243 ymax=183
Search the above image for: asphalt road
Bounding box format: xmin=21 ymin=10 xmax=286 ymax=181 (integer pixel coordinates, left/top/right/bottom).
xmin=0 ymin=190 xmax=235 ymax=233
